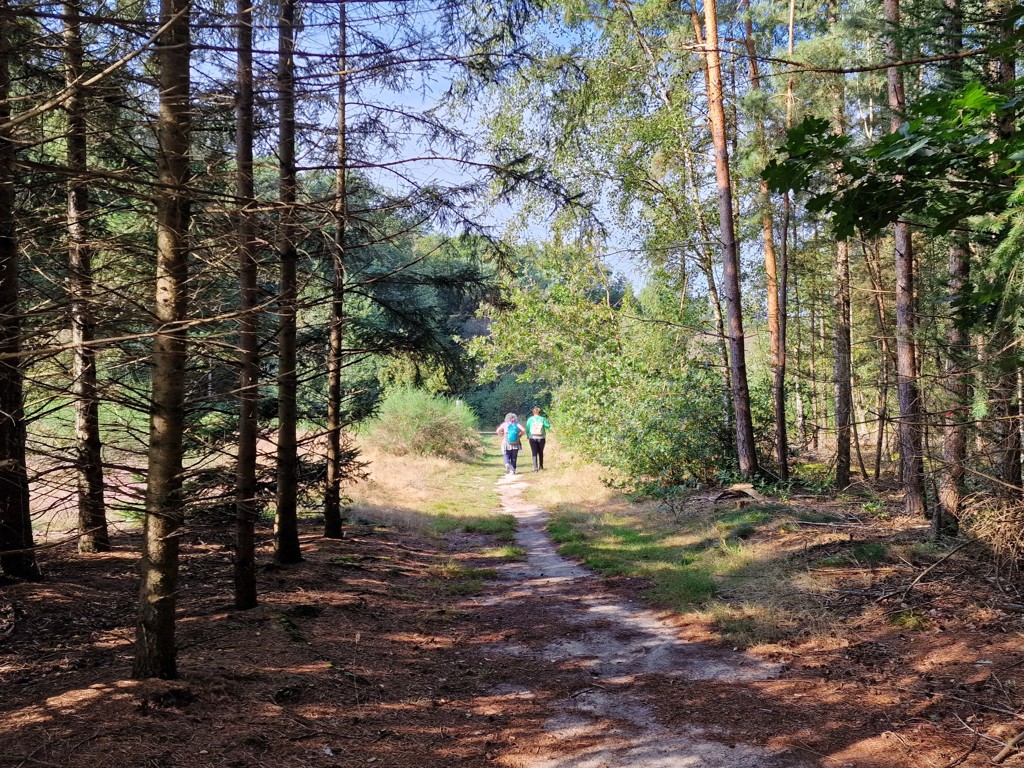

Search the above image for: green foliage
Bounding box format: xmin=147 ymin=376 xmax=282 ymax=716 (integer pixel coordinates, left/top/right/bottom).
xmin=850 ymin=542 xmax=888 ymax=564
xmin=363 ymin=387 xmax=482 ymax=461
xmin=474 ymin=243 xmax=734 ymax=493
xmin=791 ymin=462 xmax=834 ymax=493
xmin=888 ymin=610 xmax=928 ymax=631
xmin=432 ymin=512 xmax=517 ymax=541
xmin=464 ymin=374 xmax=549 ymax=427
xmin=545 ymin=501 xmax=780 ymax=611
xmin=765 ymin=83 xmax=1021 ymax=240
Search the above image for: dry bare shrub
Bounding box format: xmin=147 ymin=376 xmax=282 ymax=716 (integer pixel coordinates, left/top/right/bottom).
xmin=959 ymin=495 xmax=1024 ymax=569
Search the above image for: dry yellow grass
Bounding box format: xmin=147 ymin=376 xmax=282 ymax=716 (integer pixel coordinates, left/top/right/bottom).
xmin=347 ymin=437 xmax=505 ymax=535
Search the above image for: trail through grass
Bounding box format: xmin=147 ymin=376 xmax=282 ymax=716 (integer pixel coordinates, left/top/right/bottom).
xmin=349 ymin=433 xmax=516 ymax=546
xmin=522 ymin=444 xmax=837 ymax=647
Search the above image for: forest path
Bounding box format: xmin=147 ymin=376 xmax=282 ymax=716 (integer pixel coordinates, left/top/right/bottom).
xmin=475 ymin=470 xmax=812 ymax=768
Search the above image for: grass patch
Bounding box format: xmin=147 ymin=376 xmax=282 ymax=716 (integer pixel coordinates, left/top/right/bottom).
xmin=816 ymin=555 xmax=851 ymax=567
xmin=544 ymin=500 xmax=779 ymax=612
xmin=432 ymin=511 xmax=516 ymax=541
xmin=480 ymin=545 xmax=527 ymax=561
xmin=647 ymin=567 xmax=717 ymax=605
xmin=347 ymin=435 xmax=509 ymax=539
xmin=889 ymin=609 xmax=927 ymax=630
xmin=427 ymin=559 xmax=499 ymax=595
xmin=850 ymin=542 xmax=888 ymax=564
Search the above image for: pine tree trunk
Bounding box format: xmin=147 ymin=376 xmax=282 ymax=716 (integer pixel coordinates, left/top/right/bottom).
xmin=885 ymin=0 xmax=926 ymax=517
xmin=0 ymin=2 xmax=40 ymax=582
xmin=323 ymin=1 xmax=347 ymax=539
xmin=828 ymin=1 xmax=852 ymax=490
xmin=65 ymin=0 xmax=109 ymax=555
xmin=275 ymin=0 xmax=302 ymax=564
xmin=938 ymin=242 xmax=969 ymax=534
xmin=743 ymin=11 xmax=786 ymax=480
xmin=698 ymin=0 xmax=758 ymax=477
xmin=133 ymin=0 xmax=191 ymax=678
xmin=233 ymin=0 xmax=258 ymax=608
xmin=834 ymin=239 xmax=852 ymax=489
xmin=987 ymin=0 xmax=1020 ymax=494
xmin=936 ymin=0 xmax=967 ymax=535
xmin=863 ymin=241 xmax=893 ymax=480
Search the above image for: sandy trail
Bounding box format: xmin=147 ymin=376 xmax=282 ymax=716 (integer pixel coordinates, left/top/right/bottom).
xmin=480 ymin=472 xmax=812 ymax=768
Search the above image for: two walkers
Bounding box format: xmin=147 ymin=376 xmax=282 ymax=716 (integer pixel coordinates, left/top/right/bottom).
xmin=496 ymin=406 xmax=551 ymax=475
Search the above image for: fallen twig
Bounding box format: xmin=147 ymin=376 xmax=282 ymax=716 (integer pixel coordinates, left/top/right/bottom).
xmin=899 ymin=539 xmax=978 ymax=601
xmin=992 ymin=728 xmax=1024 ymax=763
xmin=939 ymin=732 xmax=979 ymax=768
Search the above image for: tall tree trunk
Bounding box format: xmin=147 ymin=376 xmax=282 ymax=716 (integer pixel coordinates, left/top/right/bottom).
xmin=323 ymin=0 xmax=347 ymax=539
xmin=133 ymin=0 xmax=191 ymax=679
xmin=885 ymin=0 xmax=926 ymax=517
xmin=936 ymin=0 xmax=968 ymax=535
xmin=697 ymin=2 xmax=758 ymax=477
xmin=808 ymin=276 xmax=820 ymax=452
xmin=233 ymin=0 xmax=258 ymax=608
xmin=828 ymin=0 xmax=852 ymax=489
xmin=863 ymin=242 xmax=893 ymax=481
xmin=743 ymin=9 xmax=787 ymax=480
xmin=938 ymin=240 xmax=969 ymax=533
xmin=779 ymin=0 xmax=795 ymax=454
xmin=64 ymin=0 xmax=109 ymax=554
xmin=0 ymin=1 xmax=40 ymax=582
xmin=833 ymin=238 xmax=852 ymax=489
xmin=987 ymin=0 xmax=1020 ymax=494
xmin=275 ymin=0 xmax=302 ymax=563
xmin=792 ymin=267 xmax=808 ymax=448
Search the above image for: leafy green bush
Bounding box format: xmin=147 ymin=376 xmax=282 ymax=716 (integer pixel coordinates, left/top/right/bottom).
xmin=364 ymin=387 xmax=482 ymax=461
xmin=556 ymin=358 xmax=735 ymax=490
xmin=464 ymin=373 xmax=549 ymax=427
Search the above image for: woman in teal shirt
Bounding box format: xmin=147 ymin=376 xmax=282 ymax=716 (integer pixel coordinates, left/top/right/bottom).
xmin=525 ymin=406 xmax=551 ymax=472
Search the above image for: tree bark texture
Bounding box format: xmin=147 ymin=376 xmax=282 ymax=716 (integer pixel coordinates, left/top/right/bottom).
xmin=133 ymin=0 xmax=191 ymax=679
xmin=938 ymin=241 xmax=969 ymax=534
xmin=699 ymin=0 xmax=758 ymax=478
xmin=987 ymin=0 xmax=1020 ymax=493
xmin=829 ymin=0 xmax=852 ymax=490
xmin=936 ymin=0 xmax=967 ymax=536
xmin=886 ymin=0 xmax=926 ymax=517
xmin=275 ymin=0 xmax=302 ymax=564
xmin=65 ymin=0 xmax=109 ymax=555
xmin=0 ymin=2 xmax=41 ymax=582
xmin=323 ymin=1 xmax=347 ymax=539
xmin=743 ymin=10 xmax=787 ymax=480
xmin=233 ymin=0 xmax=258 ymax=608
xmin=833 ymin=239 xmax=852 ymax=489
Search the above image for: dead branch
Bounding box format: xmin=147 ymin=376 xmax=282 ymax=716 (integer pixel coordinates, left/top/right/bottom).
xmin=900 ymin=539 xmax=978 ymax=601
xmin=938 ymin=732 xmax=979 ymax=768
xmin=993 ymin=729 xmax=1024 ymax=764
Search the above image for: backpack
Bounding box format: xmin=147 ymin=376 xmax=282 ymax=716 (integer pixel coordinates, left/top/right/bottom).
xmin=506 ymin=422 xmax=521 ymax=443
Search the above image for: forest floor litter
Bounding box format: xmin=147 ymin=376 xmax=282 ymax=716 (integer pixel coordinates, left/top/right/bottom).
xmin=4 ymin=458 xmax=1024 ymax=766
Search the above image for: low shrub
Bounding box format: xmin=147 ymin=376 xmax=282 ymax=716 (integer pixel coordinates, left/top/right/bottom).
xmin=364 ymin=387 xmax=482 ymax=461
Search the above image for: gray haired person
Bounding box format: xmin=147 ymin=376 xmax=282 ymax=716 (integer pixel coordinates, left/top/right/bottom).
xmin=496 ymin=413 xmax=523 ymax=474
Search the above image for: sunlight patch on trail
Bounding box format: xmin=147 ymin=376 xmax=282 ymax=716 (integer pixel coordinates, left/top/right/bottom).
xmin=480 ymin=473 xmax=808 ymax=768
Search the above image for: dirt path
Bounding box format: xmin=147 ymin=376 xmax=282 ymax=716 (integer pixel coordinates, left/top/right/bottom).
xmin=476 ymin=472 xmax=812 ymax=767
